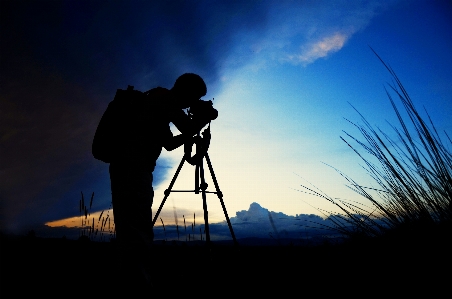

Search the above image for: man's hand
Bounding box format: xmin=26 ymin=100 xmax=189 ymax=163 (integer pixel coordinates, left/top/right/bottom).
xmin=202 ymin=127 xmax=211 ymax=142
xmin=184 ymin=135 xmax=200 ymax=155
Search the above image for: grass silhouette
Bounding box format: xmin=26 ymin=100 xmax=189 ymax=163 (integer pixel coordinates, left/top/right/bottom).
xmin=78 ymin=191 xmax=115 ymax=241
xmin=300 ymin=49 xmax=451 ymax=239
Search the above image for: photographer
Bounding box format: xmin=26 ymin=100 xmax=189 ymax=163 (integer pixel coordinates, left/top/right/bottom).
xmin=93 ymin=73 xmax=217 ymax=285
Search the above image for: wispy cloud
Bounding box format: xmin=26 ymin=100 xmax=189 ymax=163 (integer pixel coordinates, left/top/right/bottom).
xmin=231 ymin=0 xmax=397 ymax=70
xmin=288 ymin=32 xmax=349 ymax=66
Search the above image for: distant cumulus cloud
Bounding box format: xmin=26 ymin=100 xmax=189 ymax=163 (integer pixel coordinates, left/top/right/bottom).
xmin=205 ymin=202 xmax=337 ymax=242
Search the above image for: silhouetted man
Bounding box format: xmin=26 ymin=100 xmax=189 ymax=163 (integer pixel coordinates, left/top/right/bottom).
xmin=92 ymin=73 xmax=216 ymax=285
xmin=107 ymin=74 xmax=216 ymax=242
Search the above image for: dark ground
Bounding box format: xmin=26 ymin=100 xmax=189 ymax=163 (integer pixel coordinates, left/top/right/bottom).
xmin=1 ymin=223 xmax=451 ymax=296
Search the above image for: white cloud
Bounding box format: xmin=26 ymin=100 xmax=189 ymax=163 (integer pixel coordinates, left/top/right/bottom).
xmin=288 ymin=32 xmax=349 ymax=65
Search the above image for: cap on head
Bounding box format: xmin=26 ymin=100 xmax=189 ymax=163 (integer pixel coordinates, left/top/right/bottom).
xmin=172 ymin=73 xmax=207 ymax=99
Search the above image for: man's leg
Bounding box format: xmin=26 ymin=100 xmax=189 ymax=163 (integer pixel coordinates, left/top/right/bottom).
xmin=109 ymin=162 xmax=154 ymax=287
xmin=109 ymin=163 xmax=154 ymax=245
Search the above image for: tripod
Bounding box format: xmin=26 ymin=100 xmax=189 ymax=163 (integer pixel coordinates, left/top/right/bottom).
xmin=151 ymin=136 xmax=238 ymax=246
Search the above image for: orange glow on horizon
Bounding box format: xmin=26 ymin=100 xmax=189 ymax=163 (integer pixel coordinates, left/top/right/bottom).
xmin=45 ymin=209 xmax=114 ymax=228
xmin=45 ymin=207 xmax=226 ymax=229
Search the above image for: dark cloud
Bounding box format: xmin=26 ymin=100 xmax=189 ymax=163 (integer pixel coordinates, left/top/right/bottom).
xmin=0 ymin=0 xmax=271 ymax=233
xmin=0 ymin=66 xmax=100 ymax=230
xmin=2 ymin=0 xmax=270 ymax=91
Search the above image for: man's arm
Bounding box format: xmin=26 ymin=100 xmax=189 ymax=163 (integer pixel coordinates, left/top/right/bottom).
xmin=163 ymin=105 xmax=217 ymax=151
xmin=163 ymin=133 xmax=194 ymax=152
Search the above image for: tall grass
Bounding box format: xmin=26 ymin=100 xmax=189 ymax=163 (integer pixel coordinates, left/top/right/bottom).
xmin=78 ymin=191 xmax=115 ymax=241
xmin=301 ymin=50 xmax=451 ymax=238
xmin=157 ymin=212 xmax=200 ymax=243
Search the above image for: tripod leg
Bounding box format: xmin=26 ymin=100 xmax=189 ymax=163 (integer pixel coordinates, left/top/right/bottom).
xmin=199 ymin=159 xmax=211 ymax=244
xmin=195 ymin=163 xmax=200 ymax=194
xmin=205 ymin=153 xmax=239 ymax=246
xmin=152 ymin=157 xmax=186 ymax=226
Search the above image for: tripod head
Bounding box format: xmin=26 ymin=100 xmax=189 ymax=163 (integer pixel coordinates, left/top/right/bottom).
xmin=183 ymin=97 xmax=217 ymax=166
xmin=184 ymin=126 xmax=211 ymax=166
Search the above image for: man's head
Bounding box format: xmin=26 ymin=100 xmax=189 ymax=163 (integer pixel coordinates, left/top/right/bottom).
xmin=171 ymin=73 xmax=207 ymax=109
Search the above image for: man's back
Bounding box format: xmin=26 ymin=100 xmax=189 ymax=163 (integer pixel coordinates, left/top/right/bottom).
xmin=124 ymin=87 xmax=174 ymax=166
xmin=93 ymin=86 xmax=176 ymax=166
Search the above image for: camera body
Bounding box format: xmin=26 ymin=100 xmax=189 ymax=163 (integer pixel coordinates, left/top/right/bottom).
xmin=187 ymin=99 xmax=218 ymax=122
xmin=184 ymin=99 xmax=217 ymax=165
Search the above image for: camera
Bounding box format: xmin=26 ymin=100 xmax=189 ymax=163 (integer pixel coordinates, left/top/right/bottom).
xmin=187 ymin=99 xmax=218 ymax=122
xmin=184 ymin=99 xmax=217 ymax=166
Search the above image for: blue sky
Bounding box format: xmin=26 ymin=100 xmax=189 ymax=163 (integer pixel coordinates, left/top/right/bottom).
xmin=1 ymin=0 xmax=451 ymax=239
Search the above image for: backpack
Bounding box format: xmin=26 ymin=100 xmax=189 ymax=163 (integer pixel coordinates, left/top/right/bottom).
xmin=92 ymin=85 xmax=145 ymax=163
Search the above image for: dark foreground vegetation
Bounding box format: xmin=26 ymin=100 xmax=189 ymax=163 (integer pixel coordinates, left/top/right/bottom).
xmin=1 ymin=224 xmax=451 ymax=296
